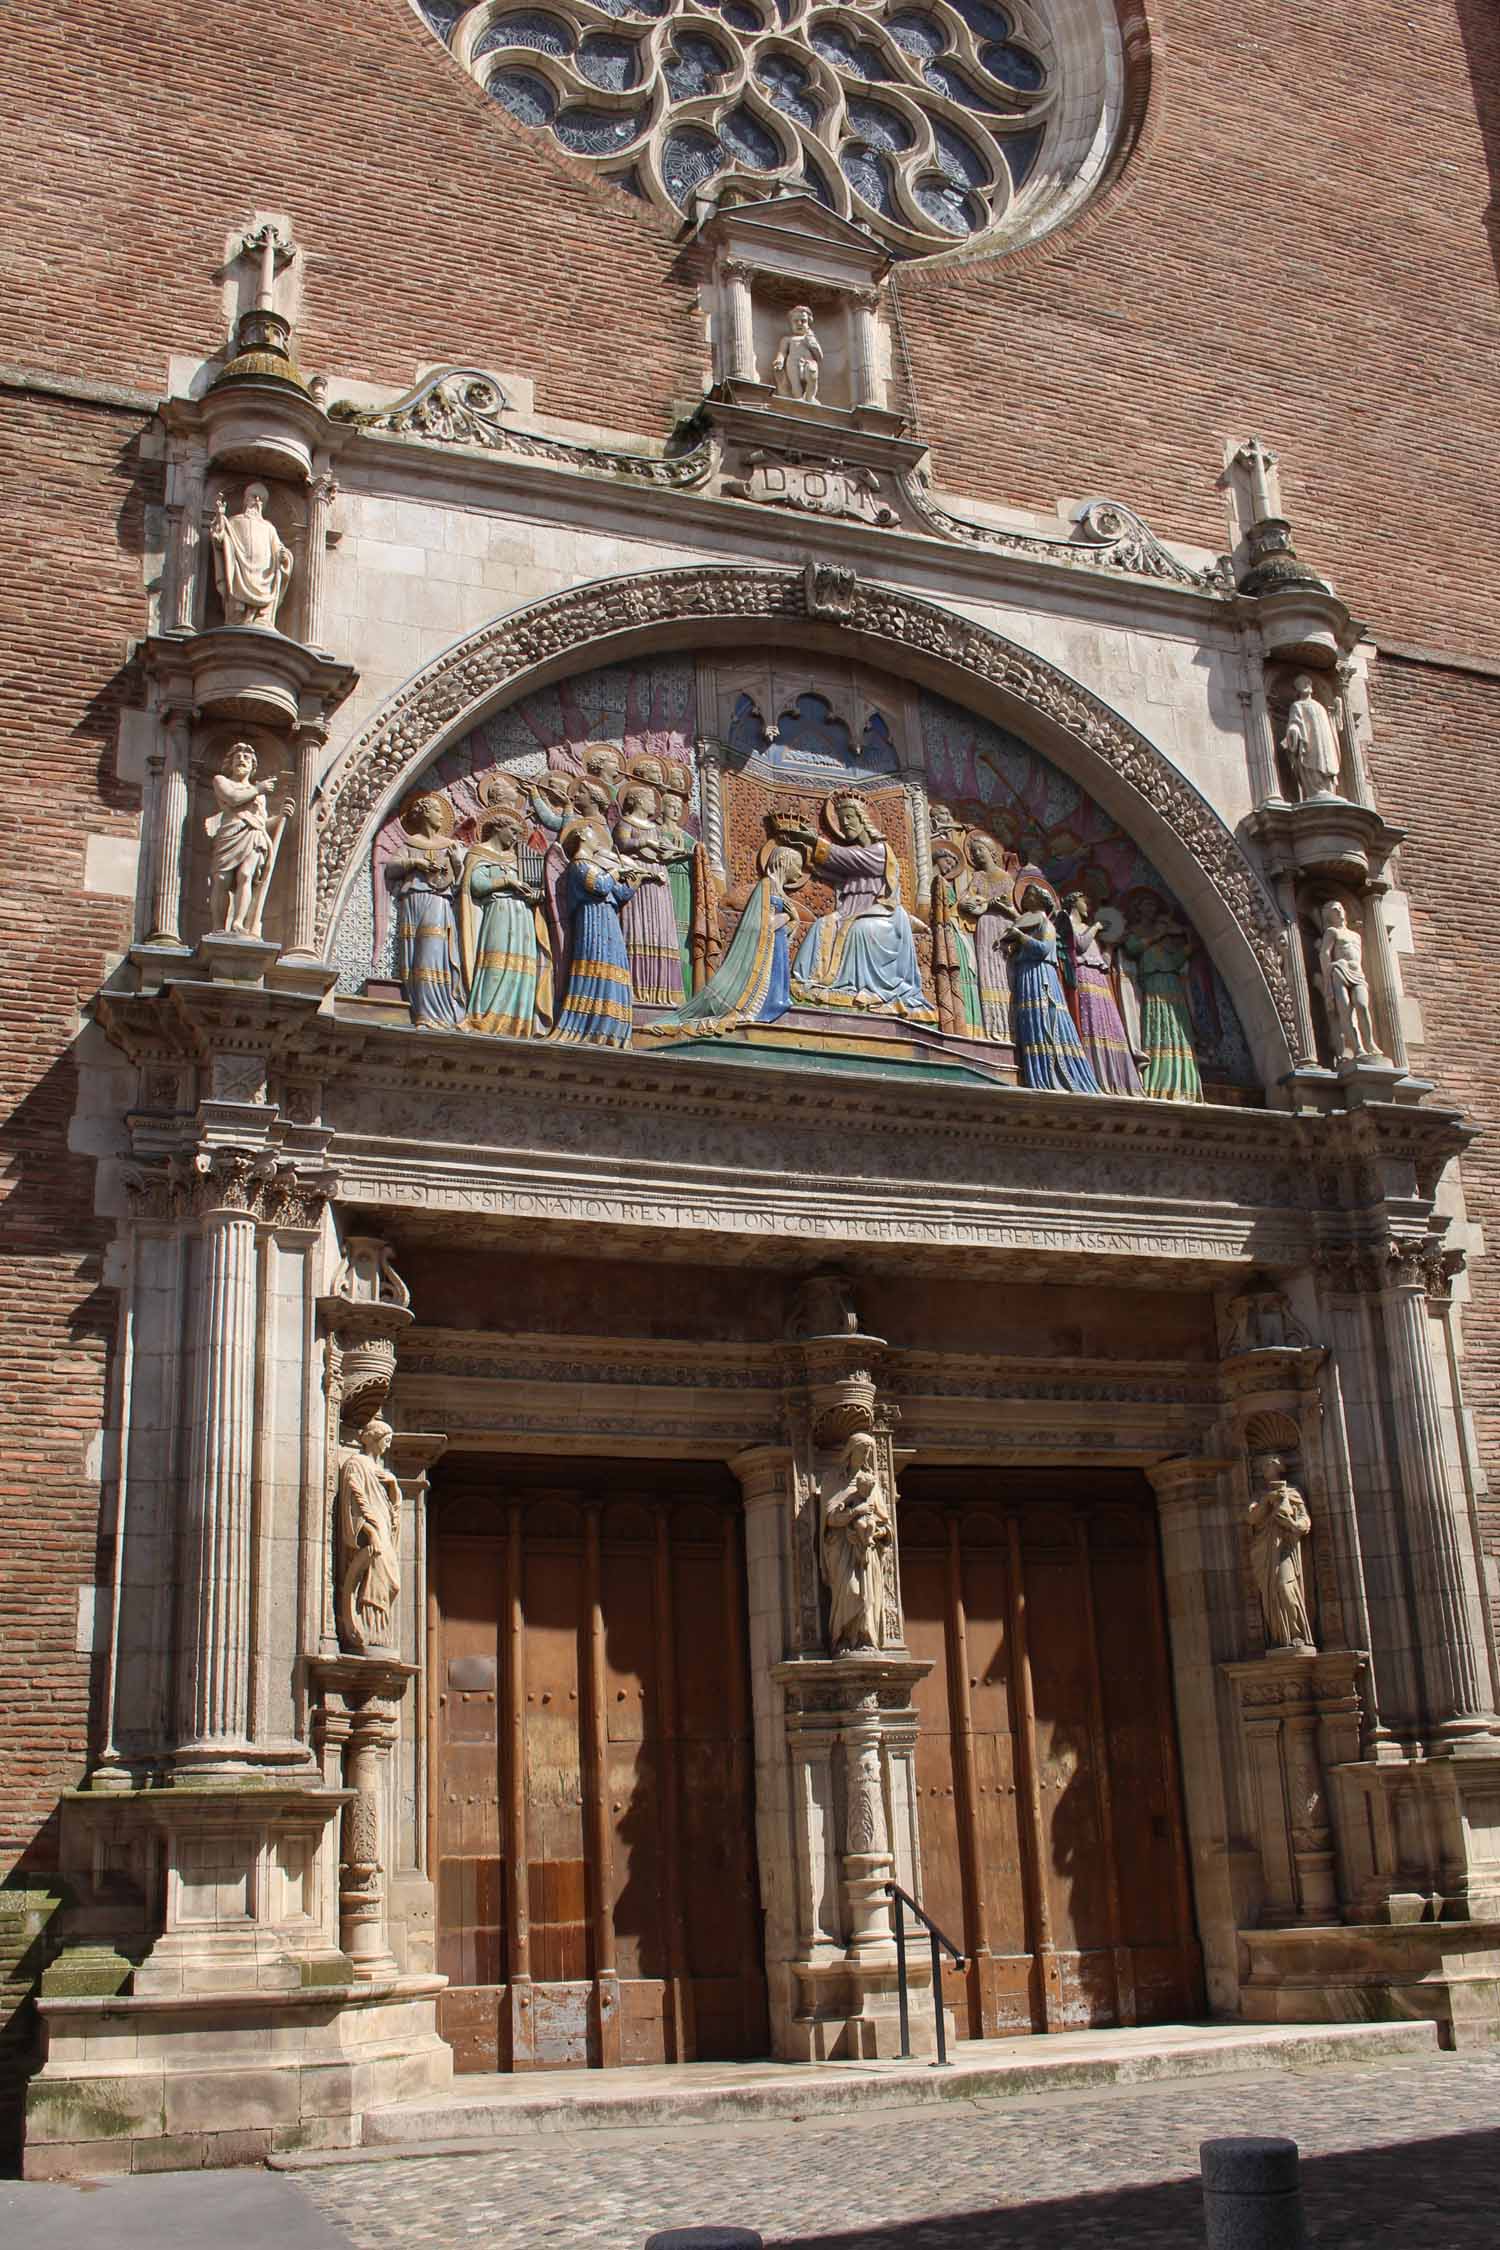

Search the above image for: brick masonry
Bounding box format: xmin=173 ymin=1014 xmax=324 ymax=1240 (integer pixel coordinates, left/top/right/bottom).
xmin=0 ymin=0 xmax=1497 ymax=2088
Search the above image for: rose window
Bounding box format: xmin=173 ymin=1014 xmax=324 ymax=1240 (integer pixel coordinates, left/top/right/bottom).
xmin=413 ymin=0 xmax=1131 ymax=259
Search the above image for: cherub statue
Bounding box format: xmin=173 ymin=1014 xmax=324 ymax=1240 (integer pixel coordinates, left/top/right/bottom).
xmin=1247 ymin=1453 xmax=1315 ymax=1651
xmin=209 ymin=481 xmax=294 ymax=631
xmin=772 ymin=305 xmax=822 ymax=403
xmin=206 ymin=742 xmax=293 ymax=937
xmin=821 ymin=1429 xmax=894 ymax=1653
xmin=336 ymin=1417 xmax=402 ymax=1652
xmin=1317 ymin=899 xmax=1382 ymax=1061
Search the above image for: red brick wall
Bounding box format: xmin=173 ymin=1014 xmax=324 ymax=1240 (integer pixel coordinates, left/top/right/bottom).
xmin=1367 ymin=655 xmax=1500 ymax=1583
xmin=0 ymin=395 xmax=150 ymax=1870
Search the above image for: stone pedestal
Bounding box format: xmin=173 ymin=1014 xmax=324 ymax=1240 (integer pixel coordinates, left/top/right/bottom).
xmin=1224 ymin=1651 xmax=1364 ymax=1925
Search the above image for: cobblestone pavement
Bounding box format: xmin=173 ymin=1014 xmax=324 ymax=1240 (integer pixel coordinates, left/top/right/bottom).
xmin=290 ymin=2051 xmax=1500 ymax=2248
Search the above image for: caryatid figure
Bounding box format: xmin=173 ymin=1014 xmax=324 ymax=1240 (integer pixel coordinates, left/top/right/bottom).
xmin=1282 ymin=676 xmax=1344 ymax=800
xmin=209 ymin=481 xmax=294 ymax=630
xmin=336 ymin=1417 xmax=403 ymax=1653
xmin=1247 ymin=1453 xmax=1315 ymax=1652
xmin=771 ymin=305 xmax=822 ymax=403
xmin=1317 ymin=899 xmax=1382 ymax=1061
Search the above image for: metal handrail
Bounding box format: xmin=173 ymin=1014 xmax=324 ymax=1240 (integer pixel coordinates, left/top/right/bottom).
xmin=886 ymin=1881 xmax=965 ymax=2066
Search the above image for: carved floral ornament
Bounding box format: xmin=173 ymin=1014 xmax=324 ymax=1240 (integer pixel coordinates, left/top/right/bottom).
xmin=315 ymin=565 xmax=1299 ymax=1074
xmin=411 ymin=0 xmax=1132 ymax=261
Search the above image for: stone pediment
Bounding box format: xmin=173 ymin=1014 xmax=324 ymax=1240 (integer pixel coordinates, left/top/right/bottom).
xmin=698 ymin=193 xmax=892 ymax=288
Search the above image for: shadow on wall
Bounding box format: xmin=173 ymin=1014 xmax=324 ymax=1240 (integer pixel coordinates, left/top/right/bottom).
xmin=1457 ymin=0 xmax=1500 ymax=294
xmin=767 ymin=2124 xmax=1500 ymax=2249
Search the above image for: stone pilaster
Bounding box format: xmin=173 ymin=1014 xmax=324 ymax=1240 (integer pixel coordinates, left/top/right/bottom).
xmin=1376 ymin=1244 xmax=1498 ymax=1751
xmin=1224 ymin=1651 xmax=1364 ymax=1924
xmin=285 ymin=717 xmax=328 ymax=960
xmin=312 ymin=1655 xmax=415 ymax=1980
xmin=1145 ymin=1454 xmax=1245 ymax=2012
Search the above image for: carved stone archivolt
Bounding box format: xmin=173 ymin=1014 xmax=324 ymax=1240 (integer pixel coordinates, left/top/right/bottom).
xmin=314 ymin=566 xmax=1298 ymax=1066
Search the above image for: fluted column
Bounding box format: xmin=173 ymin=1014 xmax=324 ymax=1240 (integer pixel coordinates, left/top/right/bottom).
xmin=166 ymin=447 xmax=207 ymax=633
xmin=719 ymin=261 xmax=757 ymax=385
xmin=145 ymin=708 xmax=192 ymax=948
xmin=175 ymin=1176 xmax=261 ymax=1768
xmin=285 ymin=719 xmax=326 ymax=958
xmin=847 ymin=289 xmax=880 ymax=408
xmin=299 ymin=469 xmax=338 ymax=649
xmin=1377 ymin=1247 xmax=1498 ymax=1748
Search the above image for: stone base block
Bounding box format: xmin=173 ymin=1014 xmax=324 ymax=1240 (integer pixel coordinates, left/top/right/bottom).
xmin=22 ymin=1973 xmax=450 ymax=2176
xmin=781 ymin=1957 xmax=954 ymax=2061
xmin=1239 ymin=1919 xmax=1500 ymax=2051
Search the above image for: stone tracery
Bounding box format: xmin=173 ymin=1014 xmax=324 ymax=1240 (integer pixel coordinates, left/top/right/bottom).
xmin=412 ymin=0 xmax=1094 ymax=257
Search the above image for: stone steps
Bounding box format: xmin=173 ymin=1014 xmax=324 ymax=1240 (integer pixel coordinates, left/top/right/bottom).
xmin=274 ymin=2019 xmax=1441 ymax=2165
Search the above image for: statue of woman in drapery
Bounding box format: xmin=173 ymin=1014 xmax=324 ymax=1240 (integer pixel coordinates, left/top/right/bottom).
xmin=459 ymin=806 xmax=553 ymax=1038
xmin=1060 ymin=891 xmax=1142 ymax=1094
xmin=1248 ymin=1454 xmax=1315 ymax=1651
xmin=1122 ymin=889 xmax=1204 ymax=1101
xmin=615 ymin=783 xmax=687 ymax=1008
xmin=336 ymin=1417 xmax=402 ymax=1653
xmin=552 ymin=820 xmax=658 ymax=1046
xmin=821 ymin=1430 xmax=893 ymax=1654
xmin=387 ymin=791 xmax=466 ymax=1029
xmin=1009 ymin=875 xmax=1101 ymax=1094
xmin=647 ymin=843 xmax=804 ymax=1039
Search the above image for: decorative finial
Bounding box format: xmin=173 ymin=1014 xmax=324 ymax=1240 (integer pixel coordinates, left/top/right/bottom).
xmin=1231 ymin=435 xmax=1331 ymax=600
xmin=209 ymin=219 xmax=312 ymax=399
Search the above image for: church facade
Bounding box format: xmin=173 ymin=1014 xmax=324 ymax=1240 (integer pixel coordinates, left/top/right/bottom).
xmin=4 ymin=0 xmax=1500 ymax=2177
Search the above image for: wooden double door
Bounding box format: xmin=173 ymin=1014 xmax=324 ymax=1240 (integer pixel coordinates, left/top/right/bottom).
xmin=902 ymin=1470 xmax=1201 ymax=2035
xmin=431 ymin=1459 xmax=767 ymax=2071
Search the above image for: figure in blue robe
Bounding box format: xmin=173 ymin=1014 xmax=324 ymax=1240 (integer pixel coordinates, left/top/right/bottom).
xmin=1011 ymin=888 xmax=1102 ymax=1094
xmin=647 ymin=849 xmax=802 ymax=1039
xmin=551 ymin=829 xmax=644 ymax=1048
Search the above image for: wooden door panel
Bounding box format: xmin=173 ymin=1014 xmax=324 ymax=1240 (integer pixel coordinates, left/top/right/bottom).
xmin=902 ymin=1473 xmax=1197 ymax=2042
xmin=433 ymin=1463 xmax=767 ymax=2073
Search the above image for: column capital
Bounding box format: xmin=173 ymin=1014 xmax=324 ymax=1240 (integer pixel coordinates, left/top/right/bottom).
xmin=125 ymin=1145 xmax=337 ymax=1228
xmin=1145 ymin=1454 xmax=1234 ymax=1506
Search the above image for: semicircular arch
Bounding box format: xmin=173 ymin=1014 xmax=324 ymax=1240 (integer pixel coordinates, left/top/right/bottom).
xmin=314 ymin=564 xmax=1300 ymax=1084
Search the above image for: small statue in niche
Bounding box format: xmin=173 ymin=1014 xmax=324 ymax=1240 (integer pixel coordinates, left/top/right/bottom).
xmin=459 ymin=805 xmax=553 ymax=1037
xmin=387 ymin=791 xmax=466 ymax=1030
xmin=1317 ymin=899 xmax=1383 ymax=1062
xmin=1008 ymin=876 xmax=1101 ymax=1093
xmin=209 ymin=481 xmax=294 ymax=631
xmin=1060 ymin=891 xmax=1142 ymax=1094
xmin=336 ymin=1416 xmax=403 ymax=1653
xmin=1247 ymin=1452 xmax=1315 ymax=1652
xmin=206 ymin=742 xmax=293 ymax=937
xmin=771 ymin=304 xmax=822 ymax=403
xmin=1281 ymin=676 xmax=1344 ymax=802
xmin=1122 ymin=890 xmax=1204 ymax=1101
xmin=822 ymin=1429 xmax=894 ymax=1653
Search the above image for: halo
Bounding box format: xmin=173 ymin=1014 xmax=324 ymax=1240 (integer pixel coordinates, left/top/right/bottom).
xmin=1122 ymin=884 xmax=1166 ymax=926
xmin=477 ymin=804 xmax=525 ymax=842
xmin=660 ymin=760 xmax=693 ymax=800
xmin=1095 ymin=903 xmax=1126 ymax=946
xmin=560 ymin=815 xmax=614 ymax=857
xmin=626 ymin=753 xmax=667 ymax=788
xmin=758 ymin=837 xmax=810 ymax=889
xmin=399 ymin=786 xmax=455 ymax=837
xmin=618 ymin=780 xmax=661 ymax=818
xmin=579 ymin=740 xmax=623 ymax=775
xmin=1014 ymin=865 xmax=1061 ymax=916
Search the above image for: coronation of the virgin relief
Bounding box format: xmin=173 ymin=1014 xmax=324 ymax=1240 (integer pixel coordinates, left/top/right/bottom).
xmin=12 ymin=0 xmax=1500 ymax=2188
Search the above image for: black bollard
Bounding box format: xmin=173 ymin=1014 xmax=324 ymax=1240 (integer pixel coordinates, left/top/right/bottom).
xmin=1200 ymin=2136 xmax=1308 ymax=2250
xmin=644 ymin=2232 xmax=763 ymax=2250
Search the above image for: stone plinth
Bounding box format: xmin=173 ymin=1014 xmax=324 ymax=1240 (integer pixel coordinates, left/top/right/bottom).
xmin=1238 ymin=1919 xmax=1500 ymax=2051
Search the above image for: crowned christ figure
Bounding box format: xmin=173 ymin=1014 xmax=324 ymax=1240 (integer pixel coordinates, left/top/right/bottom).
xmin=774 ymin=793 xmax=935 ymax=1021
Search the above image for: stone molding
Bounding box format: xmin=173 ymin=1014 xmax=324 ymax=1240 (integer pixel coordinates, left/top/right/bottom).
xmin=312 ymin=563 xmax=1298 ymax=1058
